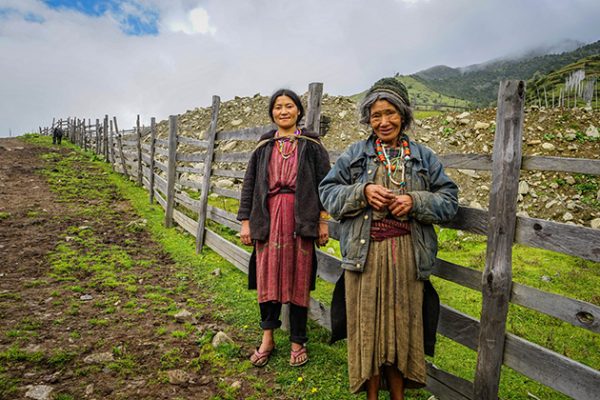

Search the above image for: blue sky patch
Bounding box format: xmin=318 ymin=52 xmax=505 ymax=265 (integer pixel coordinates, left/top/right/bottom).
xmin=42 ymin=0 xmax=159 ymax=36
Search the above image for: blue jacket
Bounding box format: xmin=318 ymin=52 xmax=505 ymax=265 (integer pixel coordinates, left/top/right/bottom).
xmin=318 ymin=135 xmax=458 ymax=279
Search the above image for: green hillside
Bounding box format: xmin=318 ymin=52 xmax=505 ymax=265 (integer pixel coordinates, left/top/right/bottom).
xmin=526 ymin=55 xmax=600 ymax=107
xmin=412 ymin=40 xmax=600 ymax=107
xmin=349 ymin=75 xmax=472 ymax=111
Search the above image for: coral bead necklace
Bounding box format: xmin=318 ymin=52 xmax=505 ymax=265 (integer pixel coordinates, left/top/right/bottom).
xmin=375 ymin=136 xmax=411 ymax=187
xmin=275 ymin=129 xmax=300 ymax=159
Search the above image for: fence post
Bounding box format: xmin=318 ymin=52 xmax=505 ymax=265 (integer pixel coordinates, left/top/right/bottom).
xmin=305 ymin=82 xmax=324 ymax=135
xmin=196 ymin=96 xmax=221 ymax=253
xmin=95 ymin=118 xmax=100 ymax=155
xmin=108 ymin=120 xmax=115 ymax=165
xmin=474 ymin=80 xmax=525 ymax=399
xmin=103 ymin=115 xmax=109 ymax=162
xmin=136 ymin=114 xmax=143 ymax=186
xmin=149 ymin=117 xmax=157 ymax=204
xmin=164 ymin=115 xmax=178 ymax=228
xmin=113 ymin=117 xmax=129 ymax=179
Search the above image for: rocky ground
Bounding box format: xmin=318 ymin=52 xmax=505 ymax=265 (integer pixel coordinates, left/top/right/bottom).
xmin=150 ymin=94 xmax=600 ymax=229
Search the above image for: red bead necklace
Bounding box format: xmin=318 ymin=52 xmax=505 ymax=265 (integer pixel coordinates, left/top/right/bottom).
xmin=375 ymin=136 xmax=411 ymax=187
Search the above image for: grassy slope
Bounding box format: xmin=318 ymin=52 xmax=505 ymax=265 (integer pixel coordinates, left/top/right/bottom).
xmin=348 ymin=76 xmax=472 ymax=110
xmin=17 ymin=134 xmax=598 ymax=400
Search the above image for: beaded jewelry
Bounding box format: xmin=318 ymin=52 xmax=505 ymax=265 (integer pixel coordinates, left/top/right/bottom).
xmin=375 ymin=136 xmax=411 ymax=188
xmin=275 ymin=129 xmax=301 ymax=159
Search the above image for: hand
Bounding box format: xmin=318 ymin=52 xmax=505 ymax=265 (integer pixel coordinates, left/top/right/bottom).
xmin=317 ymin=221 xmax=329 ymax=247
xmin=240 ymin=220 xmax=252 ymax=245
xmin=388 ymin=194 xmax=413 ymax=217
xmin=364 ymin=184 xmax=395 ymax=211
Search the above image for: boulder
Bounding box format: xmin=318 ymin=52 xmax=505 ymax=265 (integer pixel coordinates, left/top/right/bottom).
xmin=585 ymin=125 xmax=598 ymax=138
xmin=25 ymin=385 xmax=53 ymax=400
xmin=212 ymin=331 xmax=234 ymax=347
xmin=474 ymin=121 xmax=490 ymax=130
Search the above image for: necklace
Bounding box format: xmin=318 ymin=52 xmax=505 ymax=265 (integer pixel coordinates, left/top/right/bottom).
xmin=375 ymin=136 xmax=411 ymax=187
xmin=275 ymin=129 xmax=300 ymax=159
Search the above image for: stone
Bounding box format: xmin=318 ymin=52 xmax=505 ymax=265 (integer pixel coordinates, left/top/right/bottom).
xmin=469 ymin=201 xmax=482 ymax=209
xmin=174 ymin=309 xmax=193 ymax=320
xmin=541 ymin=143 xmax=555 ymax=151
xmin=591 ymin=218 xmax=600 ymax=230
xmin=564 ymin=133 xmax=577 ymax=141
xmin=221 ymin=141 xmax=238 ymax=152
xmin=25 ymin=385 xmax=54 ymax=400
xmin=596 ymin=189 xmax=600 ymax=202
xmin=518 ymin=181 xmax=529 ymax=195
xmin=541 ymin=275 xmax=552 ymax=282
xmin=338 ymin=111 xmax=348 ymax=118
xmin=565 ymin=176 xmax=576 ymax=185
xmin=211 ymin=268 xmax=221 ymax=277
xmin=562 ymin=212 xmax=574 ymax=221
xmin=458 ymin=118 xmax=470 ymax=125
xmin=230 ymin=119 xmax=243 ymax=127
xmin=585 ymin=125 xmax=599 ymax=138
xmin=85 ymin=384 xmax=94 ymax=395
xmin=457 ymin=169 xmax=480 ymax=178
xmin=527 ymin=140 xmax=541 ymax=145
xmin=211 ymin=331 xmax=234 ymax=347
xmin=445 ymin=116 xmax=455 ymax=123
xmin=167 ymin=369 xmax=191 ymax=385
xmin=482 ymin=144 xmax=489 ymax=153
xmin=474 ymin=121 xmax=490 ymax=130
xmin=231 ymin=380 xmax=242 ymax=390
xmin=83 ymin=352 xmax=114 ymax=364
xmin=516 ymin=211 xmax=530 ymax=218
xmin=215 ymin=179 xmax=234 ymax=189
xmin=457 ymin=112 xmax=471 ymax=119
xmin=80 ymin=294 xmax=94 ymax=301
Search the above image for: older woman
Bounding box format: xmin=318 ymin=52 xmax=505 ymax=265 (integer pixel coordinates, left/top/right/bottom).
xmin=237 ymin=89 xmax=330 ymax=368
xmin=319 ymin=78 xmax=458 ymax=399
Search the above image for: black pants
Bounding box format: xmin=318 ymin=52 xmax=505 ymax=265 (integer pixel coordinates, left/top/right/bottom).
xmin=259 ymin=301 xmax=308 ymax=345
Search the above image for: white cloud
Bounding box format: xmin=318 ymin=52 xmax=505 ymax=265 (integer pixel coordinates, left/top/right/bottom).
xmin=1 ymin=0 xmax=599 ymax=136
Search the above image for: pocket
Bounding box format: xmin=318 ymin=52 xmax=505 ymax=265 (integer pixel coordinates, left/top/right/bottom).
xmin=349 ymin=158 xmax=365 ymax=183
xmin=414 ymin=169 xmax=431 ymax=191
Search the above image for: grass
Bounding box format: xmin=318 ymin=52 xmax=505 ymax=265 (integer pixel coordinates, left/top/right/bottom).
xmin=19 ymin=134 xmax=599 ymax=399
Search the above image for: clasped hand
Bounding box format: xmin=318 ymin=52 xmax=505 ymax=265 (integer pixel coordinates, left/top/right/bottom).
xmin=364 ymin=184 xmax=413 ymax=217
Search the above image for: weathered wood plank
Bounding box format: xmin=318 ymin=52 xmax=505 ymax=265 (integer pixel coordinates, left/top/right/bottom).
xmin=155 ymin=160 xmax=168 ymax=173
xmin=211 ymin=169 xmax=245 ymax=179
xmin=176 ymin=166 xmax=204 ymax=174
xmin=154 ymin=189 xmax=166 ymax=209
xmin=438 ymin=154 xmax=493 ymax=170
xmin=121 ymin=139 xmax=138 ymax=146
xmin=154 ymin=138 xmax=169 ymax=147
xmin=214 ymin=152 xmax=252 ymax=163
xmin=515 ymin=216 xmax=600 ymax=262
xmin=503 ymin=332 xmax=600 ymax=400
xmin=204 ymin=228 xmax=250 ymax=273
xmin=211 ymin=187 xmax=241 ymax=200
xmin=172 ymin=209 xmax=197 ymax=237
xmin=216 ymin=125 xmax=273 ymax=142
xmin=154 ymin=147 xmax=169 ymax=157
xmin=154 ymin=173 xmax=167 ymax=192
xmin=114 ymin=131 xmax=130 ymax=180
xmin=164 ymin=115 xmax=178 ymax=228
xmin=475 ymin=80 xmax=525 ymax=400
xmin=425 ymin=363 xmax=474 ymax=400
xmin=179 ymin=178 xmax=204 ymax=190
xmin=177 ymin=136 xmax=208 ymax=148
xmin=175 ymin=192 xmax=201 ymax=212
xmin=177 ymin=152 xmax=206 ymax=163
xmin=196 ymin=96 xmax=220 ymax=253
xmin=305 ymin=82 xmax=323 ymax=134
xmin=439 ymin=206 xmax=488 ymax=235
xmin=136 ymin=114 xmax=143 ymax=186
xmin=206 ymin=206 xmax=241 ymax=232
xmin=522 ymin=155 xmax=600 ymax=176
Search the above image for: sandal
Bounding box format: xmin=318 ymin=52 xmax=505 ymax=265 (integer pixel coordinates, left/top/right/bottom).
xmin=250 ymin=346 xmax=274 ymax=368
xmin=289 ymin=346 xmax=308 ymax=367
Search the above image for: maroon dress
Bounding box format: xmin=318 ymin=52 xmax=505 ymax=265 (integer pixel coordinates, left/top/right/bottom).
xmin=255 ymin=139 xmax=314 ymax=307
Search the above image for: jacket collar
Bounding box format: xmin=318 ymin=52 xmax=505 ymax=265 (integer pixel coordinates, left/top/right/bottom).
xmin=259 ymin=127 xmax=320 ymax=141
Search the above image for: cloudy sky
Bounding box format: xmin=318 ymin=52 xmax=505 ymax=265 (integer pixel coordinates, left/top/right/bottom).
xmin=1 ymin=0 xmax=599 ymax=137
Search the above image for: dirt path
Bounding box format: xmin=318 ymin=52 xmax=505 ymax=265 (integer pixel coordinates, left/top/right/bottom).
xmin=0 ymin=138 xmax=280 ymax=400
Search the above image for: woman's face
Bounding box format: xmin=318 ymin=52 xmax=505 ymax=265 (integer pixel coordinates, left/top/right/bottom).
xmin=370 ymin=99 xmax=402 ymax=146
xmin=272 ymin=95 xmax=300 ymax=131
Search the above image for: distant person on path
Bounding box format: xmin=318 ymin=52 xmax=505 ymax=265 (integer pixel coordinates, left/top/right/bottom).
xmin=52 ymin=126 xmax=63 ymax=145
xmin=319 ymin=78 xmax=458 ymax=399
xmin=237 ymin=88 xmax=331 ymax=367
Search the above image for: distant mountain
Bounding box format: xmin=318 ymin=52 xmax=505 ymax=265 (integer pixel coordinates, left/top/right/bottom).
xmin=412 ymin=40 xmax=600 ymax=106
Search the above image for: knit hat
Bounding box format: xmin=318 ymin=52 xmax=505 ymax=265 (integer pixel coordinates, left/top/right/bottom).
xmin=359 ymin=78 xmax=412 ymax=125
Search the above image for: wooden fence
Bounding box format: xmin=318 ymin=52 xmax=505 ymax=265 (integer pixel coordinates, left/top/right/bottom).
xmin=44 ymin=80 xmax=600 ymax=400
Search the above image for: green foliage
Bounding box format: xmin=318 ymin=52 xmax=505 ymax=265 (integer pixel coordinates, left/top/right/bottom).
xmin=413 ymin=40 xmax=600 ymax=106
xmin=0 ymin=211 xmax=10 ymax=220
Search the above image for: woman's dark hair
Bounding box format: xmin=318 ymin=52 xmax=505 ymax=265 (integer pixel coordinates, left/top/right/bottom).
xmin=268 ymin=89 xmax=305 ymax=123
